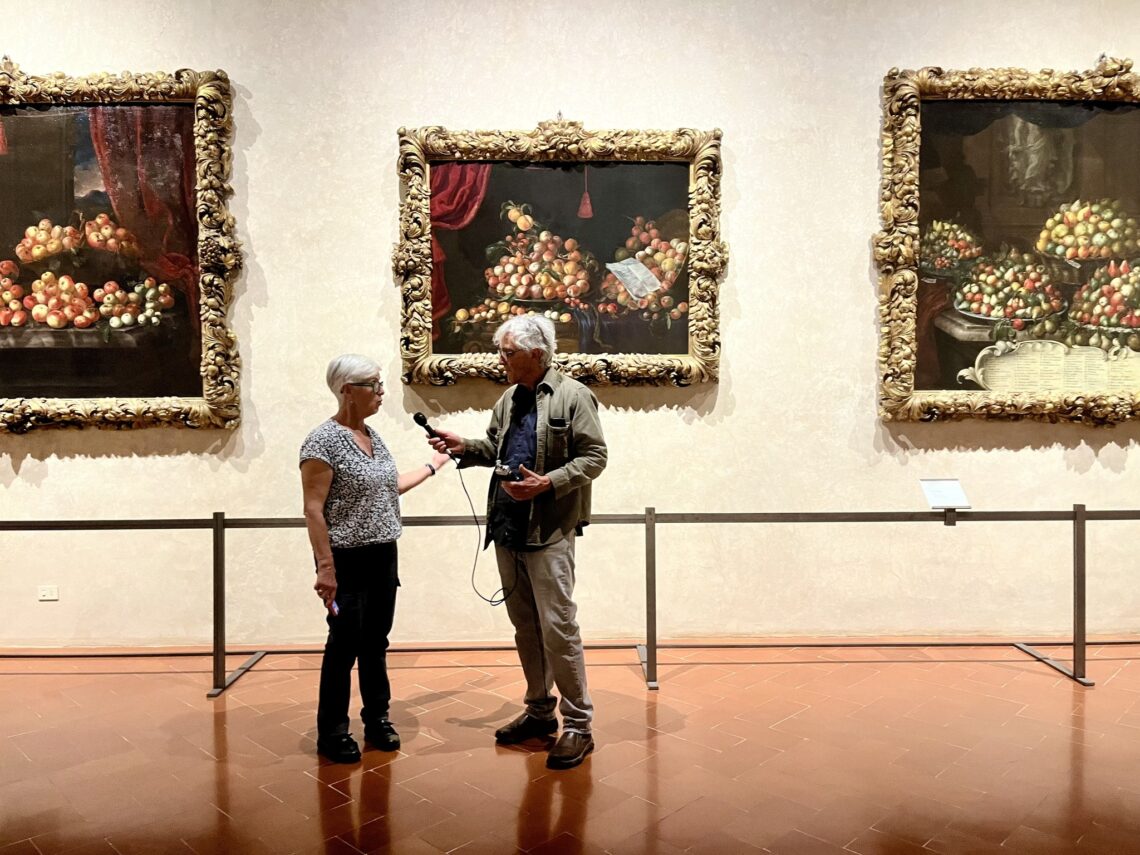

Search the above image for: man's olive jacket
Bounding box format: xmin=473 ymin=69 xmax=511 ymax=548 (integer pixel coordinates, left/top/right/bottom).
xmin=460 ymin=367 xmax=607 ymax=547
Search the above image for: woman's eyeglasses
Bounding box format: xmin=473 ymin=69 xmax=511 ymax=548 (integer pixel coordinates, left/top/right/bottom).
xmin=348 ymin=380 xmax=384 ymax=393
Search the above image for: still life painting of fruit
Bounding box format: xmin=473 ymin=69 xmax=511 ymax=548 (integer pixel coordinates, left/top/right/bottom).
xmin=914 ymin=100 xmax=1140 ymax=391
xmin=0 ymin=104 xmax=201 ymax=399
xmin=428 ymin=161 xmax=691 ymax=356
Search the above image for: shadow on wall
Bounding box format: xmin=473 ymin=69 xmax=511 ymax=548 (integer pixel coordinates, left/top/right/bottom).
xmin=875 ymin=414 xmax=1140 ymax=473
xmin=398 ymin=368 xmax=731 ymax=428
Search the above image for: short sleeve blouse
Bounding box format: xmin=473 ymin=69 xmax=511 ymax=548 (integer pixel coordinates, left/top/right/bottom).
xmin=299 ymin=419 xmax=402 ymax=547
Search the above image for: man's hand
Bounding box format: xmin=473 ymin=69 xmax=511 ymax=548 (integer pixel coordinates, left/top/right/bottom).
xmin=502 ymin=464 xmax=552 ymax=501
xmin=428 ymin=428 xmax=464 ymax=457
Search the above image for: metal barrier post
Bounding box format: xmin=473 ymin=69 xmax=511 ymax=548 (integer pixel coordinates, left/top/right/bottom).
xmin=1074 ymin=503 xmax=1087 ymax=681
xmin=1013 ymin=503 xmax=1094 ymax=687
xmin=210 ymin=512 xmax=225 ymax=696
xmin=636 ymin=506 xmax=659 ymax=690
xmin=207 ymin=513 xmax=267 ymax=698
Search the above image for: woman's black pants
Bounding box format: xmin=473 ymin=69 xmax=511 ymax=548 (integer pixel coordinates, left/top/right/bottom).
xmin=316 ymin=541 xmax=399 ymax=738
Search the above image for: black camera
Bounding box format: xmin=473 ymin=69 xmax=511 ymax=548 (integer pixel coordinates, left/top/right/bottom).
xmin=494 ymin=460 xmax=523 ymax=481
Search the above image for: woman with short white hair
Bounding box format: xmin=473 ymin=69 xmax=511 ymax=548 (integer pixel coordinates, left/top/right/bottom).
xmin=300 ymin=353 xmax=450 ymax=764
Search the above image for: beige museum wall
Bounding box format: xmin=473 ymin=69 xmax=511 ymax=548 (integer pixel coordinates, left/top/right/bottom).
xmin=2 ymin=0 xmax=1139 ymax=647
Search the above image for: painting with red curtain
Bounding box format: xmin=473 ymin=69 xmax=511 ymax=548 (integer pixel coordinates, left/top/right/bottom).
xmin=0 ymin=104 xmax=202 ymax=399
xmin=89 ymin=105 xmax=199 ymax=340
xmin=425 ymin=160 xmax=692 ymax=357
xmin=429 ymin=162 xmax=491 ymax=340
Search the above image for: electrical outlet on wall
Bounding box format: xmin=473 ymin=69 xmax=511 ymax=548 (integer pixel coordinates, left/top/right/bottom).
xmin=37 ymin=585 xmax=59 ymax=602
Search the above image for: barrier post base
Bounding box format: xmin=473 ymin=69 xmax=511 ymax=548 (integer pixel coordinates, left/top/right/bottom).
xmin=207 ymin=651 xmax=267 ymax=698
xmin=636 ymin=644 xmax=659 ymax=690
xmin=1014 ymin=642 xmax=1095 ymax=687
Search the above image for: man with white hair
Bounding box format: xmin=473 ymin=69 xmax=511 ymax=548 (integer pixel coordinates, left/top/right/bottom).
xmin=428 ymin=315 xmax=607 ymax=769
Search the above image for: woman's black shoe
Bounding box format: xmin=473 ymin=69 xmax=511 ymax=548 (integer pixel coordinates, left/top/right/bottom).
xmin=317 ymin=733 xmax=361 ymax=763
xmin=364 ymin=720 xmax=401 ymax=752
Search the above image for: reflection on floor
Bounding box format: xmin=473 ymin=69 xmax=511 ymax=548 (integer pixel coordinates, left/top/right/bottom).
xmin=2 ymin=643 xmax=1139 ymax=854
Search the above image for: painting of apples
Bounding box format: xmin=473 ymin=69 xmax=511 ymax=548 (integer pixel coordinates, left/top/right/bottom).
xmin=0 ymin=103 xmax=200 ymax=400
xmin=0 ymin=58 xmax=239 ymax=431
xmin=431 ymin=161 xmax=693 ymax=358
xmin=395 ymin=120 xmax=725 ymax=386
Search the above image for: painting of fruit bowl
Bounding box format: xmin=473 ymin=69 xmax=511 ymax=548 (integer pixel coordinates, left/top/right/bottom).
xmin=877 ymin=56 xmax=1140 ymax=423
xmin=952 ymin=252 xmax=1066 ymax=327
xmin=919 ymin=219 xmax=983 ymax=276
xmin=0 ymin=57 xmax=240 ymax=432
xmin=393 ymin=118 xmax=727 ymax=386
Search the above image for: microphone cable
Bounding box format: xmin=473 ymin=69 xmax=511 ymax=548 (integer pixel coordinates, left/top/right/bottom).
xmin=452 ymin=465 xmax=517 ymax=606
xmin=417 ymin=409 xmax=517 ymax=606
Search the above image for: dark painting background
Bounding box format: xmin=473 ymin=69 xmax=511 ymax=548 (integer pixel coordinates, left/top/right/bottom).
xmin=433 ymin=161 xmax=691 ymax=356
xmin=0 ymin=105 xmax=200 ymax=399
xmin=915 ymin=101 xmax=1140 ymax=389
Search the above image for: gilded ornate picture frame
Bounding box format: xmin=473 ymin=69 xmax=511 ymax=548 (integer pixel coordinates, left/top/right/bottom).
xmin=0 ymin=57 xmax=241 ymax=432
xmin=877 ymin=57 xmax=1140 ymax=424
xmin=393 ymin=119 xmax=726 ymax=386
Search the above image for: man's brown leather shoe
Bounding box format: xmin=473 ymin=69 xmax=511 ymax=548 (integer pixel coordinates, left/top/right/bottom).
xmin=494 ymin=712 xmax=558 ymax=745
xmin=545 ymin=731 xmax=594 ymax=769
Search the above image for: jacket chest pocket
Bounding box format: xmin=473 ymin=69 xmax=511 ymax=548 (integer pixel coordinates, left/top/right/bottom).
xmin=546 ymin=420 xmax=570 ymax=463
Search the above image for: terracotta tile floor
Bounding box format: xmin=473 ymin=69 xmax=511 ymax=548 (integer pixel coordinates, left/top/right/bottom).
xmin=2 ymin=643 xmax=1139 ymax=854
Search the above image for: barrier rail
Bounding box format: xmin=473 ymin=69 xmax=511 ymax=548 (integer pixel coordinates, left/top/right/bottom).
xmin=3 ymin=503 xmax=1128 ymax=696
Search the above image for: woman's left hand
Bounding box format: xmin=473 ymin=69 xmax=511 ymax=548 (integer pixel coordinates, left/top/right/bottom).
xmin=431 ymin=450 xmax=453 ymax=471
xmin=502 ymin=464 xmax=552 ymax=501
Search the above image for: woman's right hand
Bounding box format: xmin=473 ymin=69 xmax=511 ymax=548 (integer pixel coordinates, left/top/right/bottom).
xmin=314 ymin=565 xmax=337 ymax=607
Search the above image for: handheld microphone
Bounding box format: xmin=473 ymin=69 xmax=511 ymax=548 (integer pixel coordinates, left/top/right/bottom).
xmin=413 ymin=412 xmax=458 ymax=461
